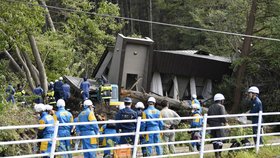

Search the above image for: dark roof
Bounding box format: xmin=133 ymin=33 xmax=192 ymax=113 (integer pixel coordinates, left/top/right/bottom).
xmin=152 ymin=50 xmax=232 ymax=80
xmin=64 ymin=76 xmax=99 ymax=92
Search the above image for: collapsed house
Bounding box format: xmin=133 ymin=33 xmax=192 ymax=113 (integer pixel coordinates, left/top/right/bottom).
xmin=93 ymin=34 xmax=232 ymax=102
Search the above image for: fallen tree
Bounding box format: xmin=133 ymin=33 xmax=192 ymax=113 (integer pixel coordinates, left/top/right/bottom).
xmin=121 ymin=89 xmax=190 ymax=116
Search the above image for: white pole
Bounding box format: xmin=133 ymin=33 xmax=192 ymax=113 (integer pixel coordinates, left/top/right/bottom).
xmin=132 ymin=117 xmax=142 ymax=158
xmin=256 ymin=111 xmax=263 ymax=153
xmin=50 ymin=121 xmax=59 ymax=158
xmin=200 ymin=114 xmax=208 ymax=158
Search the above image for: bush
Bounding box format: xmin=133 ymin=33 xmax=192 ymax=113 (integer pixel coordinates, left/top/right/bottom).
xmin=0 ymin=103 xmax=37 ymax=156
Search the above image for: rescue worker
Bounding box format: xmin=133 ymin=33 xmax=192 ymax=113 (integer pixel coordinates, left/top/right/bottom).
xmin=33 ymin=84 xmax=44 ymax=103
xmin=207 ymin=93 xmax=228 ymax=158
xmin=15 ymin=84 xmax=26 ymax=103
xmin=160 ymin=100 xmax=181 ymax=154
xmin=54 ymin=77 xmax=63 ymax=101
xmin=77 ymin=99 xmax=99 ymax=158
xmin=62 ymin=82 xmax=71 ymax=102
xmin=141 ymin=97 xmax=164 ymax=156
xmin=53 ymin=99 xmax=73 ymax=158
xmin=189 ymin=103 xmax=202 ymax=151
xmin=134 ymin=102 xmax=147 ymax=156
xmin=191 ymin=94 xmax=202 ymax=113
xmin=247 ymin=86 xmax=263 ymax=144
xmin=80 ymin=77 xmax=91 ymax=100
xmin=100 ymin=119 xmax=118 ymax=158
xmin=115 ymin=97 xmax=137 ymax=144
xmin=45 ymin=104 xmax=55 ymax=116
xmin=48 ymin=82 xmax=54 ymax=91
xmin=35 ymin=103 xmax=54 ymax=158
xmin=6 ymin=83 xmax=15 ymax=103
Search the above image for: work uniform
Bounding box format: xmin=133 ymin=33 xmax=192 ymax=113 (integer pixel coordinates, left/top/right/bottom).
xmin=115 ymin=107 xmax=137 ymax=144
xmin=207 ymin=103 xmax=227 ymax=157
xmin=250 ymin=96 xmax=263 ymax=144
xmin=192 ymin=98 xmax=202 ymax=113
xmin=78 ymin=107 xmax=99 ymax=158
xmin=38 ymin=112 xmax=55 ymax=157
xmin=80 ymin=80 xmax=91 ymax=100
xmin=160 ymin=107 xmax=181 ymax=154
xmin=135 ymin=108 xmax=147 ymax=156
xmin=54 ymin=80 xmax=63 ymax=101
xmin=6 ymin=84 xmax=15 ymax=103
xmin=100 ymin=124 xmax=119 ymax=157
xmin=190 ymin=110 xmax=202 ymax=151
xmin=62 ymin=83 xmax=71 ymax=101
xmin=33 ymin=86 xmax=44 ymax=103
xmin=141 ymin=106 xmax=164 ymax=156
xmin=54 ymin=107 xmax=73 ymax=158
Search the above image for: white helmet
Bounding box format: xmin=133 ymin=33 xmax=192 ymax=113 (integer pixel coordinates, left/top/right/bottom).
xmin=59 ymin=77 xmax=63 ymax=80
xmin=34 ymin=103 xmax=45 ymax=112
xmin=118 ymin=102 xmax=125 ymax=110
xmin=248 ymin=86 xmax=259 ymax=94
xmin=191 ymin=94 xmax=197 ymax=99
xmin=56 ymin=99 xmax=65 ymax=107
xmin=135 ymin=102 xmax=145 ymax=109
xmin=45 ymin=104 xmax=53 ymax=111
xmin=148 ymin=97 xmax=156 ymax=103
xmin=50 ymin=82 xmax=54 ymax=85
xmin=191 ymin=103 xmax=200 ymax=110
xmin=214 ymin=93 xmax=225 ymax=101
xmin=84 ymin=99 xmax=93 ymax=107
xmin=55 ymin=79 xmax=58 ymax=82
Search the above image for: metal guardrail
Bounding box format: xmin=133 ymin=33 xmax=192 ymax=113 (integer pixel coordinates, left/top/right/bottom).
xmin=1 ymin=111 xmax=280 ymax=158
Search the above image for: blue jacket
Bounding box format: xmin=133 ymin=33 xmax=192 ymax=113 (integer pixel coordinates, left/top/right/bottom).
xmin=80 ymin=81 xmax=91 ymax=93
xmin=54 ymin=81 xmax=63 ymax=92
xmin=78 ymin=108 xmax=99 ymax=134
xmin=54 ymin=107 xmax=73 ymax=134
xmin=141 ymin=106 xmax=164 ymax=131
xmin=100 ymin=124 xmax=119 ymax=146
xmin=250 ymin=97 xmax=263 ymax=124
xmin=39 ymin=112 xmax=55 ymax=137
xmin=33 ymin=87 xmax=44 ymax=96
xmin=115 ymin=107 xmax=137 ymax=132
xmin=190 ymin=110 xmax=202 ymax=128
xmin=6 ymin=85 xmax=15 ymax=95
xmin=62 ymin=83 xmax=71 ymax=99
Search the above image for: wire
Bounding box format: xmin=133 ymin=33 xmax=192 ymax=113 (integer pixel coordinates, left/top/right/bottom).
xmin=5 ymin=0 xmax=280 ymax=42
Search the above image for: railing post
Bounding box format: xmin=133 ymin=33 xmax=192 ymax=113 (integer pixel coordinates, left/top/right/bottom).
xmin=50 ymin=121 xmax=59 ymax=158
xmin=256 ymin=111 xmax=263 ymax=153
xmin=200 ymin=114 xmax=208 ymax=158
xmin=132 ymin=117 xmax=142 ymax=158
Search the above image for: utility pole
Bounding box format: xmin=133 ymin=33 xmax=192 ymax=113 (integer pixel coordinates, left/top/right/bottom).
xmin=149 ymin=0 xmax=153 ymax=39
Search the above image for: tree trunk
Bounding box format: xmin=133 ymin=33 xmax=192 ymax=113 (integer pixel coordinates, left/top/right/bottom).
xmin=22 ymin=51 xmax=40 ymax=86
xmin=28 ymin=34 xmax=48 ymax=95
xmin=3 ymin=49 xmax=26 ymax=78
xmin=14 ymin=46 xmax=35 ymax=90
xmin=38 ymin=0 xmax=56 ymax=32
xmin=121 ymin=89 xmax=190 ymax=116
xmin=231 ymin=0 xmax=257 ymax=113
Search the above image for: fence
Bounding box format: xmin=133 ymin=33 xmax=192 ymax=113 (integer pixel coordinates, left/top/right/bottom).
xmin=1 ymin=111 xmax=280 ymax=158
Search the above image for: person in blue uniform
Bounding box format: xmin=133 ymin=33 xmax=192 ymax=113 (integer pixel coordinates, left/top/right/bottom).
xmin=189 ymin=103 xmax=202 ymax=151
xmin=80 ymin=77 xmax=91 ymax=100
xmin=62 ymin=82 xmax=71 ymax=102
xmin=248 ymin=86 xmax=263 ymax=144
xmin=141 ymin=97 xmax=164 ymax=156
xmin=6 ymin=83 xmax=15 ymax=103
xmin=35 ymin=103 xmax=54 ymax=158
xmin=77 ymin=99 xmax=99 ymax=158
xmin=53 ymin=99 xmax=73 ymax=158
xmin=115 ymin=97 xmax=137 ymax=145
xmin=33 ymin=85 xmax=44 ymax=103
xmin=100 ymin=119 xmax=118 ymax=157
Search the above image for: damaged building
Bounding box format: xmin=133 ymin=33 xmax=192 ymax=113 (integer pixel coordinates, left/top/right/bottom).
xmin=93 ymin=34 xmax=232 ymax=102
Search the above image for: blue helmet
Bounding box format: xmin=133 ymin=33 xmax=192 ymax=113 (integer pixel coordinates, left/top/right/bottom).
xmin=124 ymin=97 xmax=132 ymax=103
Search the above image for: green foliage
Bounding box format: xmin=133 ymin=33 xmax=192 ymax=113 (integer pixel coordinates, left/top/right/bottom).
xmin=0 ymin=104 xmax=37 ymax=156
